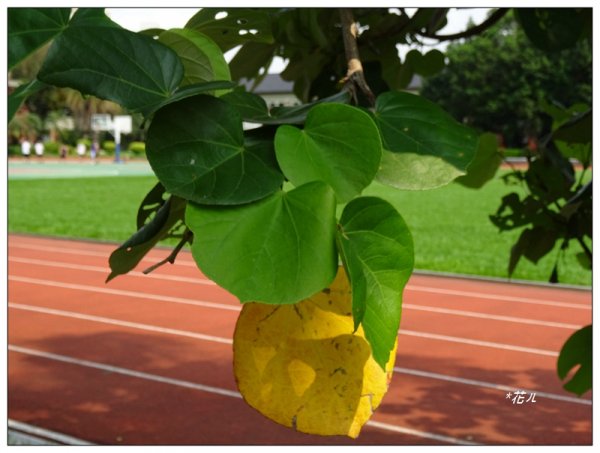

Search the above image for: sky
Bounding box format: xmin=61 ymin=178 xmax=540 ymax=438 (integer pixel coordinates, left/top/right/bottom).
xmin=105 ymin=7 xmax=492 ymax=73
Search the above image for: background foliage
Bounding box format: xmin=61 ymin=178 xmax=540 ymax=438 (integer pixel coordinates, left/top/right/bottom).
xmin=421 ymin=12 xmax=592 ymax=148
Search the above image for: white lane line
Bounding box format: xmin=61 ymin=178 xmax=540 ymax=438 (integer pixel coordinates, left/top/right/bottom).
xmin=8 ymin=419 xmax=94 ymax=446
xmin=8 ymin=344 xmax=479 ymax=445
xmin=9 ymin=303 xmax=233 ymax=345
xmin=400 ymin=330 xmax=558 ymax=356
xmin=8 ymin=276 xmax=563 ymax=356
xmin=11 ymin=242 xmax=590 ymax=309
xmin=10 ymin=302 xmax=575 ymax=405
xmin=8 ymin=344 xmax=241 ymax=399
xmin=393 ymin=367 xmax=591 ymax=406
xmin=8 ymin=256 xmax=591 ymax=320
xmin=10 ymin=275 xmax=578 ymax=331
xmin=406 ymin=285 xmax=590 ymax=310
xmin=365 ymin=421 xmax=478 ymax=446
xmin=8 ymin=275 xmax=240 ymax=312
xmin=404 ymin=304 xmax=582 ymax=330
xmin=8 ymin=242 xmax=197 ymax=267
xmin=9 ymin=256 xmax=216 ymax=286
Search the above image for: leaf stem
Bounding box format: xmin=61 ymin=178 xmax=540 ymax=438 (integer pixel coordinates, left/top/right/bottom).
xmin=339 ymin=8 xmax=376 ymax=107
xmin=143 ymin=228 xmax=193 ymax=274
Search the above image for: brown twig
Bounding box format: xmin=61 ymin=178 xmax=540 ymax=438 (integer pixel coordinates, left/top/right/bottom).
xmin=339 ymin=8 xmax=376 ymax=107
xmin=418 ymin=8 xmax=509 ymax=42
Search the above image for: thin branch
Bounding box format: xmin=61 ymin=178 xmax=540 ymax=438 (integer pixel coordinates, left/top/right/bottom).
xmin=142 ymin=229 xmax=193 ymax=275
xmin=339 ymin=8 xmax=376 ymax=107
xmin=418 ymin=8 xmax=509 ymax=42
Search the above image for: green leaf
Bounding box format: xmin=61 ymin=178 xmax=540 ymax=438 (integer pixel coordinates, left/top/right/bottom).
xmin=373 ymin=91 xmax=478 ymax=190
xmin=337 ymin=197 xmax=414 ymax=369
xmin=275 ymin=104 xmax=382 ymax=202
xmin=456 ymin=132 xmax=502 ymax=188
xmin=38 ymin=10 xmax=183 ymax=114
xmin=185 ymin=8 xmax=274 ymax=52
xmin=106 ymin=195 xmax=187 ymax=282
xmin=220 ymin=89 xmax=270 ymax=120
xmin=150 ymin=80 xmax=237 ymax=114
xmin=68 ymin=8 xmax=118 ymax=27
xmin=269 ymin=91 xmax=352 ymax=124
xmin=159 ymin=28 xmax=230 ymax=90
xmin=553 ymin=110 xmax=592 ymax=145
xmin=221 ymin=89 xmax=352 ymax=126
xmin=186 ymin=181 xmax=338 ymax=304
xmin=136 ymin=181 xmax=167 ymax=229
xmin=557 ymin=325 xmax=592 ymax=396
xmin=414 ymin=49 xmax=446 ymax=77
xmin=8 ymin=7 xmax=71 ymax=69
xmin=8 ymin=79 xmax=47 ymax=122
xmin=516 ymin=8 xmax=586 ymax=52
xmin=229 ymin=41 xmax=277 ymax=81
xmin=146 ymin=94 xmax=284 ymax=205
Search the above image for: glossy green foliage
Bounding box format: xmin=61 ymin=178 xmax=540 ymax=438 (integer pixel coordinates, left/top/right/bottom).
xmin=8 ymin=7 xmax=70 ymax=69
xmin=185 ymin=8 xmax=274 ymax=52
xmin=491 ymin=97 xmax=592 ymax=283
xmin=337 ymin=197 xmax=414 ymax=369
xmin=158 ymin=28 xmax=231 ymax=89
xmin=275 ymin=104 xmax=382 ymax=202
xmin=515 ymin=8 xmax=590 ymax=52
xmin=373 ymin=91 xmax=478 ymax=190
xmin=557 ymin=325 xmax=592 ymax=396
xmin=186 ymin=182 xmax=338 ymax=304
xmin=456 ymin=133 xmax=502 ymax=189
xmin=221 ymin=89 xmax=351 ymax=125
xmin=146 ymin=95 xmax=284 ymax=205
xmin=38 ymin=9 xmax=183 ymax=115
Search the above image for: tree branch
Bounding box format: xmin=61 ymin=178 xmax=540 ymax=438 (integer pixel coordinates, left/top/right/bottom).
xmin=339 ymin=8 xmax=376 ymax=107
xmin=418 ymin=8 xmax=509 ymax=42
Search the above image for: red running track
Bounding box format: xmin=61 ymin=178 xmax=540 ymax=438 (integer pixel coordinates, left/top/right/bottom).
xmin=7 ymin=233 xmax=592 ymax=445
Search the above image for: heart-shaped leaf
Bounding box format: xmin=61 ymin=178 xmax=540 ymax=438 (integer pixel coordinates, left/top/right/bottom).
xmin=229 ymin=41 xmax=277 ymax=81
xmin=158 ymin=28 xmax=230 ymax=89
xmin=38 ymin=10 xmax=183 ymax=114
xmin=557 ymin=325 xmax=592 ymax=396
xmin=373 ymin=91 xmax=478 ymax=190
xmin=146 ymin=94 xmax=284 ymax=205
xmin=185 ymin=8 xmax=274 ymax=52
xmin=516 ymin=8 xmax=587 ymax=52
xmin=456 ymin=132 xmax=502 ymax=189
xmin=185 ymin=181 xmax=338 ymax=304
xmin=337 ymin=197 xmax=414 ymax=369
xmin=275 ymin=104 xmax=382 ymax=202
xmin=234 ymin=268 xmax=397 ymax=438
xmin=8 ymin=7 xmax=71 ymax=69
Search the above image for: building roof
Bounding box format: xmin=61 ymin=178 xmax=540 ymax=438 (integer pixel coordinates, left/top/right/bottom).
xmin=240 ymin=74 xmax=294 ymax=94
xmin=241 ymin=73 xmax=423 ymax=94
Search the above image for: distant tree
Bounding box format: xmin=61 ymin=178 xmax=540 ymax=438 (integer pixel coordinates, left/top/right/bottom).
xmin=421 ymin=12 xmax=591 ymax=148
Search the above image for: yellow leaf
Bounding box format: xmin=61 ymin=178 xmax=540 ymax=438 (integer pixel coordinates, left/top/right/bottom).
xmin=233 ymin=267 xmax=397 ymax=438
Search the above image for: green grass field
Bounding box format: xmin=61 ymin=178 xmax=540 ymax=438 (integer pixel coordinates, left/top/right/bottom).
xmin=8 ymin=173 xmax=592 ymax=286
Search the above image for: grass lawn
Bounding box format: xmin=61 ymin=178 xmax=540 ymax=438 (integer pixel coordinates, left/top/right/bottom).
xmin=8 ymin=173 xmax=592 ymax=286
